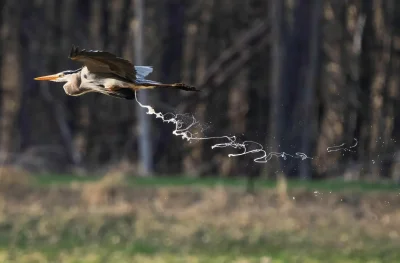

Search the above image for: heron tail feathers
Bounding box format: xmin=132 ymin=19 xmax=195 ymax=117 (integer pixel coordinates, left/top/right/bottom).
xmin=154 ymin=83 xmax=200 ymax=92
xmin=134 ymin=79 xmax=199 ymax=92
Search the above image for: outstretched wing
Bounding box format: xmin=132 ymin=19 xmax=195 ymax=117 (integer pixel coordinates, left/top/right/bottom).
xmin=68 ymin=45 xmax=137 ymax=82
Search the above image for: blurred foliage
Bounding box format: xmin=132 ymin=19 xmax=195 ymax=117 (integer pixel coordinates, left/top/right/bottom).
xmin=1 ymin=0 xmax=400 ymax=183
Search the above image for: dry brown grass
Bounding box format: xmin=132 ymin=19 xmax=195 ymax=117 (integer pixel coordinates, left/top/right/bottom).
xmin=0 ymin=182 xmax=398 ymax=262
xmin=80 ymin=167 xmax=128 ymax=206
xmin=276 ymin=173 xmax=289 ymax=204
xmin=0 ymin=165 xmax=32 ymax=190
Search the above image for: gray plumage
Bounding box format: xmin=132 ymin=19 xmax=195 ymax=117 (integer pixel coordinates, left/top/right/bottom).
xmin=34 ymin=45 xmax=199 ymax=100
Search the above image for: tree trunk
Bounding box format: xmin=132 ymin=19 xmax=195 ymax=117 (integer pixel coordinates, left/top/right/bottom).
xmin=367 ymin=0 xmax=394 ymax=179
xmin=268 ymin=0 xmax=285 ymax=178
xmin=299 ymin=0 xmax=323 ymax=180
xmin=341 ymin=2 xmax=366 ymax=181
xmin=314 ymin=1 xmax=347 ymax=175
xmin=150 ymin=0 xmax=183 ymax=173
xmin=133 ymin=0 xmax=153 ymax=175
xmin=279 ymin=0 xmax=312 ymax=178
xmin=0 ymin=0 xmax=22 ymax=162
xmin=182 ymin=0 xmax=214 ymax=176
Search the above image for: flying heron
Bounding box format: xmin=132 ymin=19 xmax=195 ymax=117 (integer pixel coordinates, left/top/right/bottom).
xmin=34 ymin=45 xmax=199 ymax=100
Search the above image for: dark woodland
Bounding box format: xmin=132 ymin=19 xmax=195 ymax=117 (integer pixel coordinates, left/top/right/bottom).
xmin=1 ymin=0 xmax=399 ymax=183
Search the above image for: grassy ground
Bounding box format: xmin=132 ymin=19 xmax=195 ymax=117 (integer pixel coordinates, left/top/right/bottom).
xmin=35 ymin=173 xmax=400 ymax=192
xmin=0 ymin=168 xmax=399 ymax=262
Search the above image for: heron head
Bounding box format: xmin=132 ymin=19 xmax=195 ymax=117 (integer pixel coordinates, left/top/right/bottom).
xmin=34 ymin=69 xmax=81 ymax=82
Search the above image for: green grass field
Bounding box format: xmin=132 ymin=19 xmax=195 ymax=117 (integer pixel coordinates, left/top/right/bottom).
xmin=0 ymin=171 xmax=399 ymax=262
xmin=35 ymin=173 xmax=400 ymax=192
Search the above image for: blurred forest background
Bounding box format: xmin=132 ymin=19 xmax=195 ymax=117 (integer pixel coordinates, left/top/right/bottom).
xmin=1 ymin=1 xmax=400 ymax=262
xmin=1 ymin=0 xmax=400 ymax=183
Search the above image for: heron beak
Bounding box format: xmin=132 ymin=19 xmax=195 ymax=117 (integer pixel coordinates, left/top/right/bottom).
xmin=34 ymin=74 xmax=59 ymax=81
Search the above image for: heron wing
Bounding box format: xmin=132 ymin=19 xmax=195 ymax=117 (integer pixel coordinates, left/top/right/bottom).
xmin=68 ymin=45 xmax=137 ymax=82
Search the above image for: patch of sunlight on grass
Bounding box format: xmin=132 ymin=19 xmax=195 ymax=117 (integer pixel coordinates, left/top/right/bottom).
xmin=0 ymin=250 xmax=275 ymax=263
xmin=0 ymin=250 xmax=392 ymax=263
